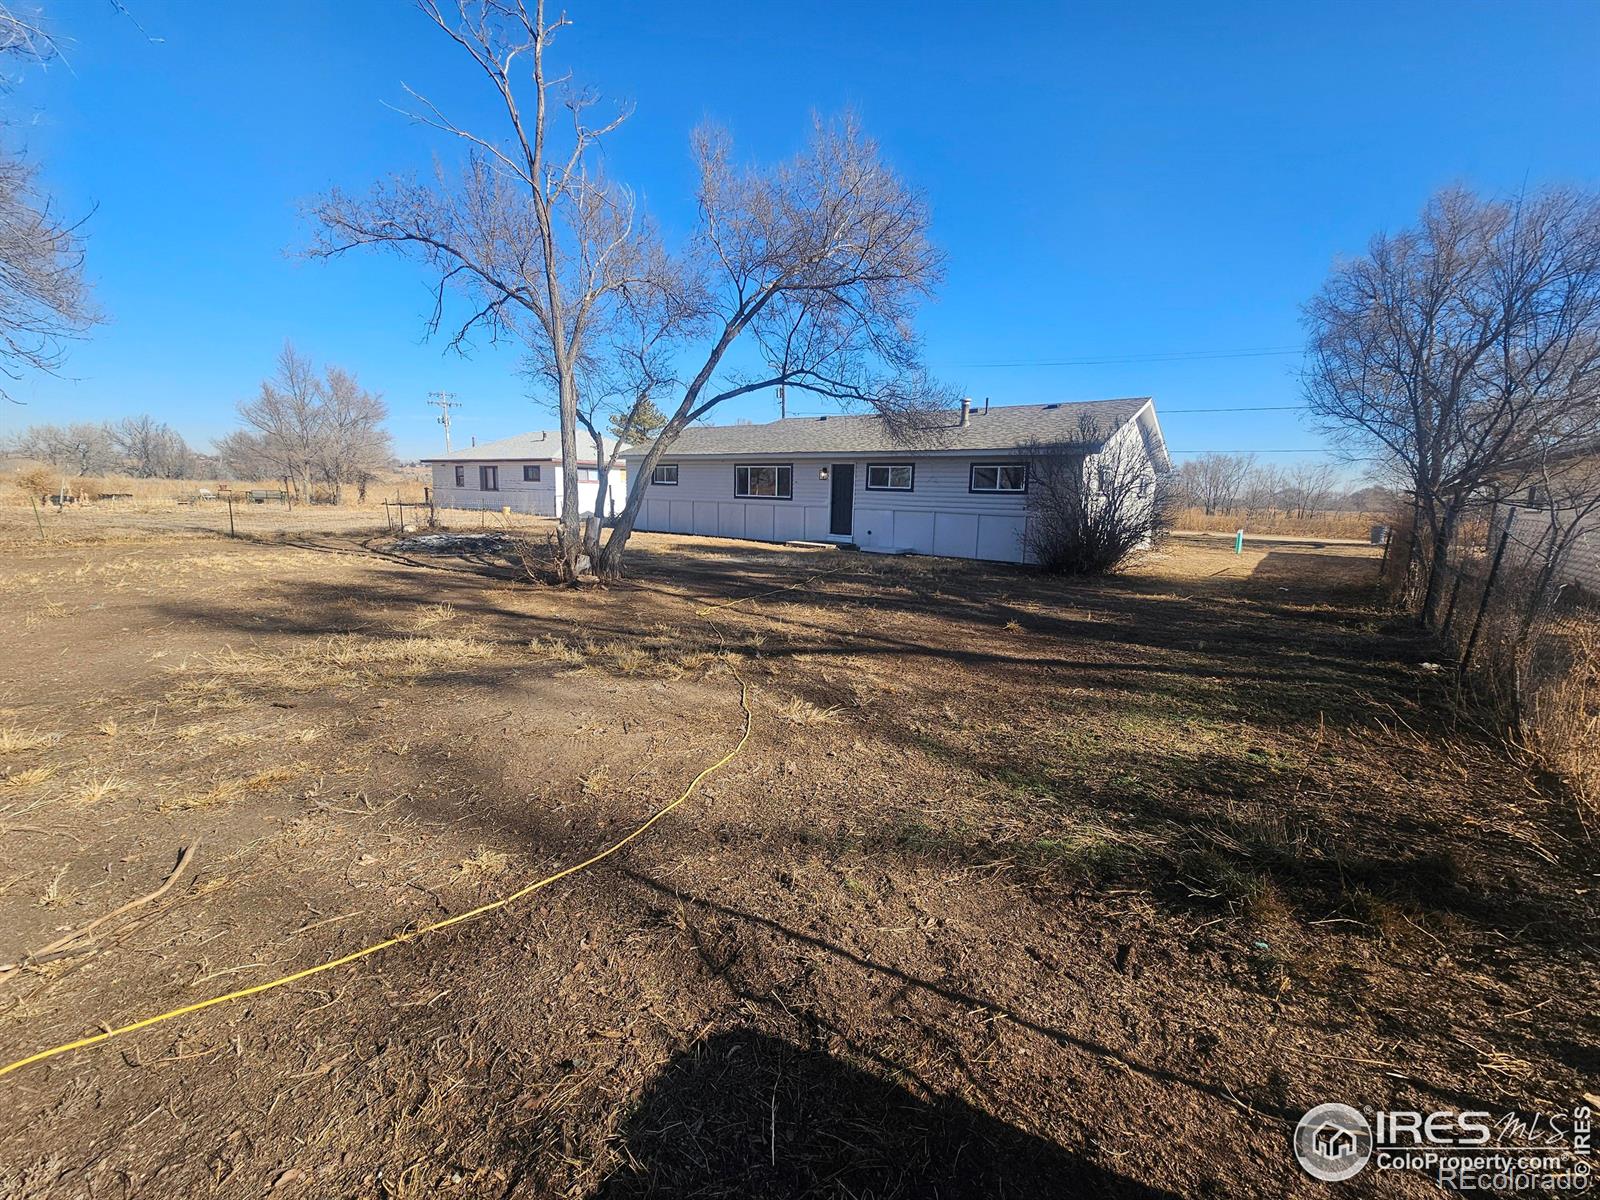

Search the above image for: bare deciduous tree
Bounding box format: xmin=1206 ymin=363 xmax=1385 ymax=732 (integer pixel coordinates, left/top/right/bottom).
xmin=1305 ymin=186 xmax=1600 ymax=614
xmin=309 ymin=1 xmax=947 ymax=579
xmin=1239 ymin=462 xmax=1286 ymax=518
xmin=228 ymin=343 xmax=324 ymax=497
xmin=1282 ymin=460 xmax=1340 ymax=520
xmin=594 ymin=116 xmax=948 ymax=576
xmin=308 ymin=0 xmax=645 ymax=573
xmin=1022 ymin=418 xmax=1173 ymax=574
xmin=0 ymin=2 xmax=98 ymax=404
xmin=6 ymin=419 xmax=116 ymax=474
xmin=317 ymin=366 xmax=392 ymax=502
xmin=108 ymin=414 xmax=195 ymax=479
xmin=221 ymin=343 xmax=393 ymax=499
xmin=1175 ymin=452 xmax=1253 ymax=515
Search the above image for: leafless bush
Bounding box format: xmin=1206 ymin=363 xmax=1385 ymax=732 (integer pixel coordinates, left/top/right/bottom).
xmin=1023 ymin=421 xmax=1174 ymax=575
xmin=506 ymin=530 xmax=568 ymax=586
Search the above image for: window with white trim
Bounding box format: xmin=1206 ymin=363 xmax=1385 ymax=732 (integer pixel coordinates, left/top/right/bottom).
xmin=651 ymin=463 xmax=679 ymax=485
xmin=865 ymin=463 xmax=914 ymax=491
xmin=969 ymin=462 xmax=1027 ymax=493
xmin=734 ymin=464 xmax=792 ymax=499
xmin=522 ymin=464 xmax=541 ymax=482
xmin=453 ymin=465 xmax=465 ymax=487
xmin=479 ymin=465 xmax=499 ymax=491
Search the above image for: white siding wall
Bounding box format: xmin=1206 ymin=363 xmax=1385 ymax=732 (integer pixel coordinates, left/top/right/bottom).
xmin=1083 ymin=418 xmax=1161 ymax=543
xmin=429 ymin=461 xmax=626 ymax=518
xmin=622 ymin=454 xmax=1050 ymax=563
xmin=1490 ymin=502 xmax=1600 ymax=594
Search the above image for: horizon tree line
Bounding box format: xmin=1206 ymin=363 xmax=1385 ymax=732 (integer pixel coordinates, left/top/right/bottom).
xmin=4 ymin=342 xmax=396 ymax=499
xmin=1170 ymin=452 xmax=1381 ymax=520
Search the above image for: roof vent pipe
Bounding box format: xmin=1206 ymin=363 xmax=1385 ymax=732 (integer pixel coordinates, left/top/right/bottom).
xmin=984 ymin=396 xmax=990 ymax=414
xmin=960 ymin=397 xmax=972 ymax=427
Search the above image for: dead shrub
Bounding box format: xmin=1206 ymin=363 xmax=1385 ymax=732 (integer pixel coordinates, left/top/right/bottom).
xmin=507 ymin=531 xmax=568 ymax=585
xmin=1524 ymin=620 xmax=1600 ymax=822
xmin=12 ymin=465 xmax=55 ymax=499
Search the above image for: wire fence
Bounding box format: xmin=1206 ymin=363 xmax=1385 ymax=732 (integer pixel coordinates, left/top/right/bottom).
xmin=1386 ymin=504 xmax=1600 ymax=813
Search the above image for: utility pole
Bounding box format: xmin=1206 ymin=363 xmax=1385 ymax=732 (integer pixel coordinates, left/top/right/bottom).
xmin=777 ymin=384 xmax=786 ymax=420
xmin=427 ymin=391 xmax=461 ymax=452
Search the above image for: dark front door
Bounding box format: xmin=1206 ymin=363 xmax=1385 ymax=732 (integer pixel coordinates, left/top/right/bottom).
xmin=829 ymin=464 xmax=854 ymax=536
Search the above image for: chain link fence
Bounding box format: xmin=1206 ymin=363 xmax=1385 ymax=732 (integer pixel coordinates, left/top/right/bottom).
xmin=1385 ymin=504 xmax=1600 ymax=814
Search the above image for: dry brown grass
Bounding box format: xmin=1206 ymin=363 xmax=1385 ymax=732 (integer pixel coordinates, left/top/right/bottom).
xmin=1 ymin=764 xmax=57 ymax=789
xmin=773 ymin=695 xmax=840 ymax=726
xmin=1177 ymin=507 xmax=1377 ymax=539
xmin=526 ymin=630 xmax=719 ymax=679
xmin=169 ymin=765 xmax=303 ymax=810
xmin=174 ymin=633 xmax=494 ymax=700
xmin=1 ymin=466 xmax=428 ymax=508
xmin=455 ymin=847 xmax=512 ymax=882
xmin=71 ymin=773 xmax=126 ymax=805
xmin=0 ymin=725 xmax=60 ymax=755
xmin=1525 ymin=621 xmax=1600 ymax=822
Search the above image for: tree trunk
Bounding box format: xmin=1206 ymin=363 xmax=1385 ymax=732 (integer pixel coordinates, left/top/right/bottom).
xmin=556 ymin=374 xmax=583 ymax=578
xmin=583 ymin=431 xmax=606 ymax=563
xmin=1419 ymin=502 xmax=1458 ymax=625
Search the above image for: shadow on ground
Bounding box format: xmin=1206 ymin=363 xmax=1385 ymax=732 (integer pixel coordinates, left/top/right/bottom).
xmin=588 ymin=1029 xmax=1178 ymax=1200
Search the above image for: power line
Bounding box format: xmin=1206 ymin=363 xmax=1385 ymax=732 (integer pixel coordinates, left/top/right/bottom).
xmin=950 ymin=346 xmax=1304 ymax=369
xmin=1160 ymin=404 xmax=1307 ymax=413
xmin=1169 ymin=448 xmax=1380 ymax=458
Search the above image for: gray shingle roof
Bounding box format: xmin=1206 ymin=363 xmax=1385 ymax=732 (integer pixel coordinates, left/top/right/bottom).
xmin=622 ymin=398 xmax=1153 ymax=459
xmin=421 ymin=430 xmax=618 ymax=465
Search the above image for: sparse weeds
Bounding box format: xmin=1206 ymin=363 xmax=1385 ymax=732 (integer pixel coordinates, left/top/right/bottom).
xmin=409 ymin=602 xmax=457 ymax=630
xmin=37 ymin=863 xmax=69 ymax=907
xmin=173 ymin=633 xmax=493 ymax=702
xmin=0 ymin=725 xmax=60 ymax=755
xmin=456 ymin=847 xmax=511 ymax=883
xmin=1022 ymin=825 xmax=1139 ymax=882
xmin=526 ymin=629 xmax=720 ymax=679
xmin=72 ymin=773 xmax=126 ymax=805
xmin=2 ymin=764 xmax=57 ymax=789
xmin=773 ymin=695 xmax=839 ymax=726
xmin=169 ymin=765 xmax=301 ymax=809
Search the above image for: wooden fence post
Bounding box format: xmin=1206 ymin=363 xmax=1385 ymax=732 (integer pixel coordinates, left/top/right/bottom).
xmin=227 ymin=494 xmax=236 ymax=539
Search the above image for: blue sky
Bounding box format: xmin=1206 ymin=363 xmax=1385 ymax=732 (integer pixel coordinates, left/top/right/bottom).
xmin=3 ymin=0 xmax=1598 ymax=467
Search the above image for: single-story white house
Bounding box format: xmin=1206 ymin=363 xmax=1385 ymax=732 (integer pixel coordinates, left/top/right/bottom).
xmin=422 ymin=431 xmax=626 ymax=518
xmin=621 ymin=397 xmax=1169 ymax=563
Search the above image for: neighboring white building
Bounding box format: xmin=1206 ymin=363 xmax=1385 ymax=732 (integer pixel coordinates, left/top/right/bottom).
xmin=1488 ymin=501 xmax=1600 ymax=596
xmin=422 ymin=431 xmax=626 ymax=519
xmin=620 ymin=397 xmax=1169 ymax=564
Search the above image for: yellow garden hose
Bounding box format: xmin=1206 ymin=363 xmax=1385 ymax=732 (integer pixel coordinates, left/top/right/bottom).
xmin=0 ymin=678 xmax=752 ymax=1082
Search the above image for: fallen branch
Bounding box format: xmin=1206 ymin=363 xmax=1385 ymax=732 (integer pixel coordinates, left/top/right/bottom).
xmin=0 ymin=842 xmax=200 ymax=975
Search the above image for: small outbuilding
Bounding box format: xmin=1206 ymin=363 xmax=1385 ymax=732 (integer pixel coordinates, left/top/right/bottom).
xmin=621 ymin=397 xmax=1169 ymax=563
xmin=423 ymin=431 xmax=626 ymax=519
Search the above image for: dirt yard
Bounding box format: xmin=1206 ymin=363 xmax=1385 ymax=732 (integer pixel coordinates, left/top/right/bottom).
xmin=0 ymin=511 xmax=1593 ymax=1198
